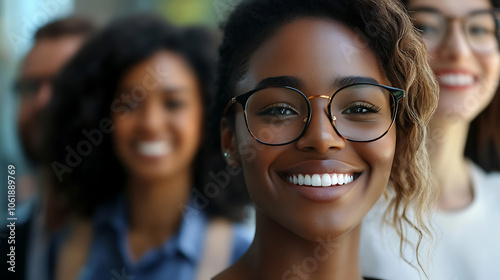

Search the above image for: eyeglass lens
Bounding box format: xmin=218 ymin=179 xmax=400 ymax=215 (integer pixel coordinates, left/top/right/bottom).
xmin=243 ymin=84 xmax=396 ymax=145
xmin=411 ymin=10 xmax=499 ymax=54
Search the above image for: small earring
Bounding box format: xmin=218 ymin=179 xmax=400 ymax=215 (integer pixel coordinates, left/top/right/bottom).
xmin=223 ymin=152 xmax=229 ymax=158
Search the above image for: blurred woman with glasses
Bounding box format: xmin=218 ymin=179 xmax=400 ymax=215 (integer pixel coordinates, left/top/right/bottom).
xmin=210 ymin=0 xmax=439 ymax=279
xmin=45 ymin=14 xmax=252 ymax=280
xmin=361 ymin=0 xmax=500 ymax=279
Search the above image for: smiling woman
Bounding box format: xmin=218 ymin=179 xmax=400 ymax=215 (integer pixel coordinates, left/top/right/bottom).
xmin=360 ymin=0 xmax=500 ymax=279
xmin=44 ymin=14 xmax=252 ymax=280
xmin=211 ymin=0 xmax=439 ymax=279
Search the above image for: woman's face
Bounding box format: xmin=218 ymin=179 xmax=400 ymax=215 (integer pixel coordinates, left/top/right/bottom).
xmin=408 ymin=0 xmax=500 ymax=123
xmin=112 ymin=50 xmax=203 ymax=180
xmin=222 ymin=19 xmax=396 ymax=240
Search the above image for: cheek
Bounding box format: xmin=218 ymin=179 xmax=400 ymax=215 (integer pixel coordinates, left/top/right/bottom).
xmin=360 ymin=128 xmax=396 ymax=183
xmin=234 ymin=114 xmax=281 ymax=204
xmin=481 ymin=53 xmax=500 ymax=92
xmin=173 ymin=105 xmax=204 ymax=156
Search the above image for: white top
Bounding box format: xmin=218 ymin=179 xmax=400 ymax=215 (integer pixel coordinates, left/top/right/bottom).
xmin=360 ymin=162 xmax=500 ymax=280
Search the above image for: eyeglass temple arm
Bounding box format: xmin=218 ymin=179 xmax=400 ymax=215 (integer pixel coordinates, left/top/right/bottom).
xmin=223 ymin=97 xmax=237 ymax=115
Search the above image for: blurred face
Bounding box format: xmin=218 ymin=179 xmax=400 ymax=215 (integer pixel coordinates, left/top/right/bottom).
xmin=408 ymin=0 xmax=500 ymax=123
xmin=222 ymin=19 xmax=396 ymax=240
xmin=17 ymin=36 xmax=83 ymax=161
xmin=112 ymin=51 xmax=203 ymax=181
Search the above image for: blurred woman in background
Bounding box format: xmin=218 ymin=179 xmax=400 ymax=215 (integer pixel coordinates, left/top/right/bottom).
xmin=45 ymin=14 xmax=251 ymax=280
xmin=361 ymin=0 xmax=500 ymax=279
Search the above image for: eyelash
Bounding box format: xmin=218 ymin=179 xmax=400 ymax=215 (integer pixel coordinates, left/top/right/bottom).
xmin=257 ymin=103 xmax=299 ymax=116
xmin=343 ymin=102 xmax=381 ymax=114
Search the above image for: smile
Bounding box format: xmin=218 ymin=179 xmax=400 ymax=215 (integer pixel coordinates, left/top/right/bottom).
xmin=137 ymin=141 xmax=172 ymax=157
xmin=438 ymin=73 xmax=475 ymax=87
xmin=285 ymin=173 xmax=359 ymax=187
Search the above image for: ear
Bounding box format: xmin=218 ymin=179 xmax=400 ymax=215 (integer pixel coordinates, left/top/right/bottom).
xmin=220 ymin=118 xmax=241 ymax=168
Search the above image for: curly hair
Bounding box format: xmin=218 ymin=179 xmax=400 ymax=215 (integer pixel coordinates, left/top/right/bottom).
xmin=400 ymin=0 xmax=500 ymax=172
xmin=211 ymin=0 xmax=439 ymax=276
xmin=44 ymin=13 xmax=250 ymax=221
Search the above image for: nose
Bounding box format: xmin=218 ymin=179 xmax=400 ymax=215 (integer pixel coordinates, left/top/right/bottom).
xmin=437 ymin=20 xmax=473 ymax=60
xmin=138 ymin=101 xmax=166 ymax=137
xmin=35 ymin=82 xmax=52 ymax=110
xmin=296 ymin=97 xmax=346 ymax=153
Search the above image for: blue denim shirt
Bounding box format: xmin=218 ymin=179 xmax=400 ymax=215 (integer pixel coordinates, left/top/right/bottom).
xmin=77 ymin=196 xmax=253 ymax=280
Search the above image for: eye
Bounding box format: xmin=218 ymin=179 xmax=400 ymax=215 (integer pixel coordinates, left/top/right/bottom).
xmin=257 ymin=103 xmax=299 ymax=117
xmin=415 ymin=24 xmax=440 ymax=36
xmin=164 ymin=99 xmax=186 ymax=110
xmin=342 ymin=102 xmax=380 ymax=115
xmin=468 ymin=25 xmax=493 ymax=36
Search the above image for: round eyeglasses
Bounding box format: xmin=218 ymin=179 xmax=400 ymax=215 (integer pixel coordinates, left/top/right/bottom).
xmin=223 ymin=82 xmax=405 ymax=146
xmin=409 ymin=8 xmax=500 ymax=54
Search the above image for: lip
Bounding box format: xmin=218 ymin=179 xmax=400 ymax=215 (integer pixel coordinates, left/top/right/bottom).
xmin=277 ymin=160 xmax=362 ymax=202
xmin=433 ymin=69 xmax=478 ymax=91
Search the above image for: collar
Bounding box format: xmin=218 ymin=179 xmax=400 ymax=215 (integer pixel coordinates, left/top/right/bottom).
xmin=93 ymin=194 xmax=210 ymax=264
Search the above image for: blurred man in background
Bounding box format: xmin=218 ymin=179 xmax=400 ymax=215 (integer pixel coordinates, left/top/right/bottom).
xmin=15 ymin=16 xmax=96 ymax=202
xmin=1 ymin=16 xmax=95 ymax=280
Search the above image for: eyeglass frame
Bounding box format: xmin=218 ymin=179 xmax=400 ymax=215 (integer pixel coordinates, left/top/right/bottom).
xmin=408 ymin=7 xmax=500 ymax=53
xmin=223 ymin=82 xmax=406 ymax=146
xmin=13 ymin=76 xmax=56 ymax=97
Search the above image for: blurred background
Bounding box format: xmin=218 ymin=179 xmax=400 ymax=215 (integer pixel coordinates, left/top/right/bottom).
xmin=0 ymin=0 xmax=239 ymax=214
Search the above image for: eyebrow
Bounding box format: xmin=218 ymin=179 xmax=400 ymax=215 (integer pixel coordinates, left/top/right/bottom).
xmin=254 ymin=76 xmax=304 ymax=89
xmin=333 ymin=76 xmax=380 ymax=88
xmin=254 ymin=75 xmax=379 ymax=91
xmin=408 ymin=7 xmax=442 ymax=14
xmin=409 ymin=6 xmax=494 ymax=16
xmin=117 ymin=85 xmax=186 ymax=95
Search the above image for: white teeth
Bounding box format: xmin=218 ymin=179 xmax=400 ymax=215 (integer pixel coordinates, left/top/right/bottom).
xmin=304 ymin=175 xmax=312 ymax=186
xmin=439 ymin=74 xmax=474 ymax=87
xmin=321 ymin=174 xmax=331 ymax=187
xmin=331 ymin=174 xmax=338 ymax=185
xmin=298 ymin=174 xmax=304 ymax=185
xmin=338 ymin=174 xmax=344 ymax=185
xmin=286 ymin=173 xmax=356 ymax=187
xmin=137 ymin=141 xmax=171 ymax=157
xmin=311 ymin=174 xmax=322 ymax=186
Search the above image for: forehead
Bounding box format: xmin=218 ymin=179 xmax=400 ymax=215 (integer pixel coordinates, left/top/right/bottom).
xmin=407 ymin=0 xmax=492 ymax=16
xmin=119 ymin=50 xmax=196 ymax=86
xmin=239 ymin=18 xmax=385 ymax=93
xmin=21 ymin=36 xmax=83 ymax=78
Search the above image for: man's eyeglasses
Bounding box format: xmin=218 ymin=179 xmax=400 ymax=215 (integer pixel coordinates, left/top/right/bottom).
xmin=409 ymin=8 xmax=500 ymax=54
xmin=223 ymin=82 xmax=405 ymax=146
xmin=13 ymin=77 xmax=55 ymax=97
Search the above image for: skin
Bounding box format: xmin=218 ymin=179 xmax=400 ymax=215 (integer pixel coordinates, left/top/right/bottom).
xmin=18 ymin=36 xmax=84 ymax=161
xmin=217 ymin=19 xmax=397 ymax=280
xmin=408 ymin=0 xmax=500 ymax=210
xmin=111 ymin=50 xmax=204 ymax=261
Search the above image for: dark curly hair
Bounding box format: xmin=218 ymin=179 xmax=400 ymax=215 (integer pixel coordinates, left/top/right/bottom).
xmin=45 ymin=13 xmax=249 ymax=221
xmin=399 ymin=0 xmax=500 ymax=172
xmin=211 ymin=0 xmax=439 ymax=276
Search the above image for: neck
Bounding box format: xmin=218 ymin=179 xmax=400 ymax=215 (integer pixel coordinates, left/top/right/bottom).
xmin=235 ymin=211 xmax=363 ymax=280
xmin=126 ymin=170 xmax=192 ymax=241
xmin=428 ymin=117 xmax=473 ymax=210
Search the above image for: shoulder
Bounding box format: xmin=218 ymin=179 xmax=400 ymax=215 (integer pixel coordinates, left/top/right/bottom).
xmin=470 ymin=162 xmax=500 ymax=197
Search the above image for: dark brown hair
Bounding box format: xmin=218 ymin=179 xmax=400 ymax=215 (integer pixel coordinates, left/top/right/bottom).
xmin=35 ymin=16 xmax=96 ymax=41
